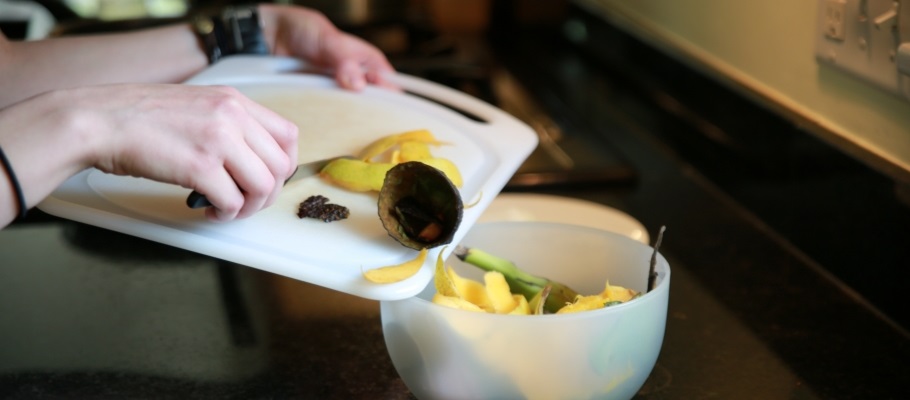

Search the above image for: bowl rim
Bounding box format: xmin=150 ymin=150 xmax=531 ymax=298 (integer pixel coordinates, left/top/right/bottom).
xmin=384 ymin=220 xmax=671 ymax=320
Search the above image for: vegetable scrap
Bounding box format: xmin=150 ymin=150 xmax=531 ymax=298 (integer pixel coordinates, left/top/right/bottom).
xmin=378 ymin=161 xmax=463 ymax=250
xmin=317 ymin=129 xmax=465 ymax=284
xmin=319 ymin=129 xmax=462 ymax=192
xmin=363 ymin=248 xmax=428 ymax=283
xmin=296 ymin=195 xmax=349 ymax=222
xmin=431 ymin=246 xmax=640 ymax=315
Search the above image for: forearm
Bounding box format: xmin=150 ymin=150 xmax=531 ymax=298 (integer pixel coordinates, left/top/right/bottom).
xmin=0 ymin=90 xmax=98 ymax=226
xmin=0 ymin=24 xmax=207 ymax=108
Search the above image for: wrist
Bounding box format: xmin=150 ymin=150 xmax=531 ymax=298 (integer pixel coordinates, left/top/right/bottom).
xmin=193 ymin=4 xmax=270 ymax=64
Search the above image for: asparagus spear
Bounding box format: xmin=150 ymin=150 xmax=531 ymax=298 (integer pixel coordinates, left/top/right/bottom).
xmin=453 ymin=246 xmax=579 ymax=314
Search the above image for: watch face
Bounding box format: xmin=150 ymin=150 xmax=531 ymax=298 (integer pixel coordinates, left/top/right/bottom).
xmin=228 ymin=6 xmax=256 ymax=21
xmin=224 ymin=7 xmax=269 ymax=55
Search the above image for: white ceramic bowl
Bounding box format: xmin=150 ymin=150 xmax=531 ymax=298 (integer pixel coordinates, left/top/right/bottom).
xmin=380 ymin=221 xmax=670 ymax=400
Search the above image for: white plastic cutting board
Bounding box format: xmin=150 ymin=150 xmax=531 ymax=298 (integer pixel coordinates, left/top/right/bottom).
xmin=37 ymin=56 xmax=538 ymax=301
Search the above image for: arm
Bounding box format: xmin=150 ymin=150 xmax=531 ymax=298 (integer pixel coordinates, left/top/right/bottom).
xmin=0 ymin=4 xmax=396 ymax=109
xmin=0 ymin=24 xmax=208 ymax=109
xmin=0 ymin=83 xmax=298 ymax=228
xmin=0 ymin=4 xmax=395 ymax=228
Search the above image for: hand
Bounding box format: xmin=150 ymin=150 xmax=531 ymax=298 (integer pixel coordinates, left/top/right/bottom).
xmin=260 ymin=4 xmax=397 ymax=91
xmin=93 ymin=84 xmax=299 ymax=221
xmin=0 ymin=83 xmax=298 ymax=223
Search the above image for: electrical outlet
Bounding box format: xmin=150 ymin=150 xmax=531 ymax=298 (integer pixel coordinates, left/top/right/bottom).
xmin=815 ymin=0 xmax=910 ymax=100
xmin=824 ymin=0 xmax=847 ymax=40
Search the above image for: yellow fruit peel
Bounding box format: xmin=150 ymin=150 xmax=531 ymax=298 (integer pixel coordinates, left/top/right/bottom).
xmin=398 ymin=141 xmax=433 ymax=161
xmin=432 ymin=293 xmax=486 ymax=312
xmin=363 ymin=248 xmax=428 ymax=283
xmin=448 ymin=267 xmax=494 ymax=312
xmin=484 ymin=271 xmax=518 ymax=314
xmin=600 ymin=282 xmax=638 ymax=302
xmin=431 ymin=252 xmax=638 ymax=315
xmin=428 ymin=243 xmax=641 ymax=314
xmin=358 ymin=129 xmax=443 ymax=161
xmin=508 ymin=294 xmax=531 ymax=315
xmin=434 ymin=249 xmax=459 ymax=298
xmin=417 ymin=158 xmax=463 ymax=187
xmin=321 ymin=129 xmax=462 ymax=193
xmin=556 ymin=295 xmax=608 ymax=314
xmin=556 ymin=283 xmax=638 ymax=314
xmin=320 ymin=158 xmax=393 ymax=192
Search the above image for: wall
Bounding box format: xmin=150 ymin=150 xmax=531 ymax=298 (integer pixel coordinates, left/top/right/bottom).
xmin=578 ymin=0 xmax=910 ymax=184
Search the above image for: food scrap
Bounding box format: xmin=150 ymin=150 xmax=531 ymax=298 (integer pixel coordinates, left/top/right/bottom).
xmin=431 ymin=246 xmax=640 ymax=315
xmin=319 ymin=129 xmax=462 ymax=192
xmin=363 ymin=248 xmax=428 ymax=283
xmin=318 ymin=129 xmax=465 ymax=284
xmin=296 ymin=195 xmax=349 ymax=222
xmin=378 ymin=161 xmax=463 ymax=250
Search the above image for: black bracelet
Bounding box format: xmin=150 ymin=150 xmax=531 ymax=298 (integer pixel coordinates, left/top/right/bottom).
xmin=0 ymin=144 xmax=27 ymax=220
xmin=193 ymin=5 xmax=270 ymax=64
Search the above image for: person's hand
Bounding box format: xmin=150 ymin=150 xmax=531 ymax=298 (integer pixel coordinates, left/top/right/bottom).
xmin=259 ymin=4 xmax=397 ymax=91
xmin=0 ymin=83 xmax=298 ymax=223
xmin=91 ymin=84 xmax=299 ymax=221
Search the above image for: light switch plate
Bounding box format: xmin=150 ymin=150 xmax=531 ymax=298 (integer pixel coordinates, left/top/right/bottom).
xmin=815 ymin=0 xmax=910 ymax=100
xmin=823 ymin=0 xmax=848 ymax=40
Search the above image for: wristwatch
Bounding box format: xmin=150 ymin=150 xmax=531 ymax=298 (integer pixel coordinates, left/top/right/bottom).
xmin=193 ymin=5 xmax=270 ymax=64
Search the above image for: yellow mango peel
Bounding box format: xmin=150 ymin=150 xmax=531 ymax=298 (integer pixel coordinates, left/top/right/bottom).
xmin=320 ymin=129 xmax=462 ymax=192
xmin=363 ymin=248 xmax=428 ymax=284
xmin=433 ymin=249 xmax=459 ymax=298
xmin=508 ymin=294 xmax=531 ymax=315
xmin=447 ymin=266 xmax=493 ymax=312
xmin=397 ymin=141 xmax=433 ymax=162
xmin=431 ymin=267 xmax=531 ymax=315
xmin=484 ymin=271 xmax=518 ymax=314
xmin=432 ymin=293 xmax=486 ymax=312
xmin=556 ymin=281 xmax=639 ymax=314
xmin=320 ymin=159 xmax=394 ymax=192
xmin=358 ymin=129 xmax=444 ymax=161
xmin=416 ymin=158 xmax=463 ymax=187
xmin=432 ymin=249 xmax=640 ymax=315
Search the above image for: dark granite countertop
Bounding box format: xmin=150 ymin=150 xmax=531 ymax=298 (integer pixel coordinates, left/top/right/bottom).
xmin=2 ymin=5 xmax=909 ymax=399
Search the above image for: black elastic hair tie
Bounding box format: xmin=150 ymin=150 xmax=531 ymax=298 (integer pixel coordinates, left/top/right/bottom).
xmin=0 ymin=145 xmax=27 ymax=220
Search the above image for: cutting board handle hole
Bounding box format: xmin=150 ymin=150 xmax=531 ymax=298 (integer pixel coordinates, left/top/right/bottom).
xmin=404 ymin=90 xmax=489 ymax=124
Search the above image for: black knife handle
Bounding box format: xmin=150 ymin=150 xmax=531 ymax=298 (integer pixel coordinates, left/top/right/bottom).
xmin=186 ymin=191 xmax=213 ymax=208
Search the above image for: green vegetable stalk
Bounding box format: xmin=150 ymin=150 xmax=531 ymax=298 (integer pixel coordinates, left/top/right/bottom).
xmin=453 ymin=246 xmax=579 ymax=314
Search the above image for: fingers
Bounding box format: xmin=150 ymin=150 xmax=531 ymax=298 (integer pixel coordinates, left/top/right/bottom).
xmin=314 ymin=30 xmax=396 ymax=91
xmin=224 ymin=143 xmax=275 ymax=220
xmin=366 ymin=68 xmax=401 ymax=91
xmin=336 ymin=60 xmax=368 ymax=91
xmin=235 ymin=94 xmax=299 ymax=212
xmin=194 ymin=87 xmax=299 ymax=222
xmin=263 ymin=4 xmax=398 ymax=91
xmin=334 ymin=53 xmax=399 ymax=92
xmin=234 ymin=94 xmax=299 ymax=180
xmin=195 ymin=167 xmax=244 ymax=222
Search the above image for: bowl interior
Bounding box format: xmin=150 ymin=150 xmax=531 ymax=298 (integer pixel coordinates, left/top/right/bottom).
xmin=416 ymin=221 xmax=667 ymax=301
xmin=381 ymin=221 xmax=670 ymax=400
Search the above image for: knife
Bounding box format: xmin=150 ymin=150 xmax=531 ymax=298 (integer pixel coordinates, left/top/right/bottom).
xmin=186 ymin=155 xmax=354 ymax=209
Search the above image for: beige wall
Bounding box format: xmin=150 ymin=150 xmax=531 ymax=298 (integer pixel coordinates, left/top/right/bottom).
xmin=578 ymin=0 xmax=910 ymax=183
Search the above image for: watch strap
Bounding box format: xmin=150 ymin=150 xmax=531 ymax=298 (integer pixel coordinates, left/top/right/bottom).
xmin=194 ymin=5 xmax=269 ymax=64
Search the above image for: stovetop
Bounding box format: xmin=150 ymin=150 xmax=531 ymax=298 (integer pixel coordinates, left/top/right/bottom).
xmin=355 ymin=23 xmax=639 ymax=191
